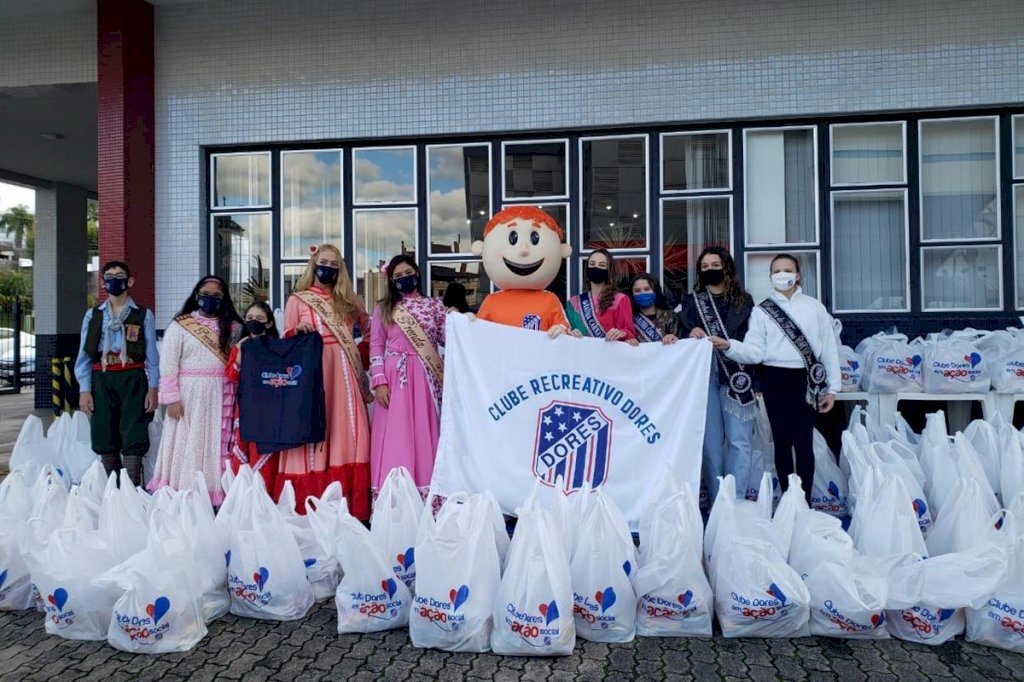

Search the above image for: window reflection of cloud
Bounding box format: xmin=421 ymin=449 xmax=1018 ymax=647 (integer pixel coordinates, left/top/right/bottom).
xmin=429 ymin=188 xmax=473 ymax=250
xmin=215 ymin=155 xmax=269 ymax=205
xmin=429 ymin=147 xmax=468 ymax=191
xmin=283 ymin=152 xmax=342 ymax=255
xmin=355 ymin=210 xmax=416 ymax=279
xmin=354 ymin=150 xmax=415 ymax=202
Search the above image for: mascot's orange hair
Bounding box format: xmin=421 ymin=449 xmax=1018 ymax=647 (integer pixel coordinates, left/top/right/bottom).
xmin=483 ymin=205 xmax=564 ymax=240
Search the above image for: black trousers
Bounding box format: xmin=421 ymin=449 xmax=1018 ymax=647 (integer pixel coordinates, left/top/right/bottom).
xmin=760 ymin=366 xmax=816 ymax=504
xmin=91 ymin=368 xmax=150 ymax=487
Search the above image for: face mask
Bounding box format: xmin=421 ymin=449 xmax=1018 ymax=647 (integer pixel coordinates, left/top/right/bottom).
xmin=244 ymin=320 xmax=266 ymax=336
xmin=771 ymin=272 xmax=797 ymax=292
xmin=587 ymin=266 xmax=609 ymax=284
xmin=197 ymin=294 xmax=222 ymax=314
xmin=698 ymin=268 xmax=725 ymax=287
xmin=633 ymin=292 xmax=656 ymax=308
xmin=394 ymin=274 xmax=419 ymax=294
xmin=315 ymin=264 xmax=339 ymax=285
xmin=103 ymin=277 xmax=129 ymax=297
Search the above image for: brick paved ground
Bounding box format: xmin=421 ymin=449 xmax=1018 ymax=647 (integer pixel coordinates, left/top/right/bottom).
xmin=1 ymin=600 xmax=1022 ymax=682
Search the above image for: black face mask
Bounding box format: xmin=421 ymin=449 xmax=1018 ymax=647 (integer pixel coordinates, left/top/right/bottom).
xmin=315 ymin=265 xmax=339 ymax=286
xmin=586 ymin=266 xmax=609 ymax=284
xmin=244 ymin=320 xmax=266 ymax=336
xmin=698 ymin=268 xmax=725 ymax=287
xmin=103 ymin=277 xmax=129 ymax=297
xmin=394 ymin=274 xmax=419 ymax=294
xmin=197 ymin=294 xmax=222 ymax=315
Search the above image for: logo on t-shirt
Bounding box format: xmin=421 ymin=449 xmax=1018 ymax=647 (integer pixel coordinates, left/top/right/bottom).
xmin=260 ymin=365 xmax=302 ymax=388
xmin=522 ymin=314 xmax=541 ymax=330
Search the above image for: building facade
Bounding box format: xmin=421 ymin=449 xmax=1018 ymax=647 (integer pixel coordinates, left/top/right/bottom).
xmin=2 ymin=0 xmax=1023 ymax=409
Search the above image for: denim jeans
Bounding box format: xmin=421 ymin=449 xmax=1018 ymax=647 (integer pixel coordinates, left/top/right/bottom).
xmin=702 ymin=364 xmax=754 ymax=502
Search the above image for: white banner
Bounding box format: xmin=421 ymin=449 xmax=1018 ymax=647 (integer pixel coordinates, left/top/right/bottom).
xmin=431 ymin=314 xmax=713 ymax=528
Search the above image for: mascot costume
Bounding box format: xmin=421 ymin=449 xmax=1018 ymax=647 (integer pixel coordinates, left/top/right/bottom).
xmin=471 ymin=206 xmax=572 ymax=337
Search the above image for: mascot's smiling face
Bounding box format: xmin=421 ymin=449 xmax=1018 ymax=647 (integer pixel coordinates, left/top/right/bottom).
xmin=472 ymin=206 xmax=572 ymax=291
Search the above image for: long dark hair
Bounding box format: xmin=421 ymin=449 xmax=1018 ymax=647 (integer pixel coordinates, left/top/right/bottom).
xmin=175 ymin=274 xmax=242 ymax=352
xmin=629 ymin=272 xmax=670 ymax=314
xmin=378 ymin=254 xmax=422 ymax=325
xmin=442 ymin=282 xmax=471 ymax=313
xmin=585 ymin=248 xmax=619 ymax=314
xmin=239 ymin=301 xmax=280 ymax=341
xmin=693 ymin=246 xmax=747 ymax=308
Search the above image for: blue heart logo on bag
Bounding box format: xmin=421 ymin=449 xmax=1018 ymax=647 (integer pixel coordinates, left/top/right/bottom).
xmin=595 ymin=587 xmax=617 ymax=614
xmin=303 ymin=558 xmax=317 ymax=568
xmin=48 ymin=588 xmax=68 ymax=612
xmin=450 ymin=585 xmax=470 ymax=612
xmin=965 ymin=352 xmax=982 ymax=368
xmin=225 ymin=550 xmax=231 ymax=567
xmin=396 ymin=548 xmax=415 ymax=571
xmin=677 ymin=590 xmax=693 ymax=608
xmin=937 ymin=608 xmax=956 ymax=622
xmin=286 ymin=365 xmax=302 ymax=380
xmin=913 ymin=498 xmax=928 ymax=519
xmin=253 ymin=567 xmax=269 ymax=592
xmin=766 ymin=583 xmax=788 ymax=606
xmin=910 ymin=355 xmax=922 ymax=367
xmin=538 ymin=600 xmax=559 ymax=625
xmin=622 ymin=560 xmax=632 ymax=577
xmin=827 ymin=481 xmax=840 ymax=498
xmin=146 ymin=596 xmax=171 ymax=625
xmin=849 ymin=360 xmax=859 ymax=370
xmin=381 ymin=578 xmax=398 ymax=599
xmin=0 ymin=569 xmax=7 ymax=591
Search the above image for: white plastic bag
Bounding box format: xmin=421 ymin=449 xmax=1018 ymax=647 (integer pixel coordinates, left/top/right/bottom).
xmin=986 ymin=329 xmax=1024 ymax=394
xmin=410 ymin=493 xmax=501 ymax=652
xmin=333 ymin=499 xmax=411 ymax=634
xmin=848 ymin=468 xmax=927 ymax=559
xmin=635 ymin=474 xmax=712 ymax=637
xmin=711 ymin=531 xmax=810 ymax=638
xmin=811 ymin=431 xmax=849 ymax=517
xmin=0 ymin=469 xmax=36 ymax=610
xmin=858 ymin=331 xmax=923 ymax=393
xmin=806 ymin=560 xmax=889 ymax=639
xmin=570 ymin=488 xmax=638 ymax=643
xmin=285 ymin=483 xmax=343 ymax=602
xmin=966 ymin=511 xmax=1024 ymax=652
xmin=746 ymin=406 xmax=779 ymax=503
xmin=9 ymin=415 xmax=64 ymax=480
xmin=94 ymin=513 xmax=208 ymax=653
xmin=886 ymin=543 xmax=1008 ymax=645
xmin=62 ymin=411 xmax=99 ymax=484
xmin=226 ymin=475 xmax=313 ymax=621
xmin=992 ymin=412 xmax=1024 ymax=506
xmin=23 ymin=528 xmax=121 ymax=640
xmin=925 ymin=480 xmax=1000 ymax=556
xmin=491 ymin=497 xmax=575 ymax=656
xmin=788 ymin=510 xmax=854 ymax=580
xmin=370 ymin=467 xmax=424 ymax=592
xmin=922 ymin=330 xmax=990 ymax=394
xmin=98 ymin=470 xmax=150 ymax=563
xmin=833 ymin=319 xmax=862 ymax=392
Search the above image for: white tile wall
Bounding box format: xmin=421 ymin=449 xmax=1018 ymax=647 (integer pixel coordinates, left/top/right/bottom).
xmin=0 ymin=10 xmax=96 ymax=87
xmin=155 ymin=0 xmax=1024 ymax=320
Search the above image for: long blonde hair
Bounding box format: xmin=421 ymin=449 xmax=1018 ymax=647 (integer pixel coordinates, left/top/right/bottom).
xmin=292 ymin=244 xmax=360 ymax=322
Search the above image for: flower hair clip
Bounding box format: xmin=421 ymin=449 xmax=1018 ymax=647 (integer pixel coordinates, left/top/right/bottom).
xmin=308 ymin=244 xmax=320 ymax=256
xmin=379 ymin=263 xmax=389 ymax=275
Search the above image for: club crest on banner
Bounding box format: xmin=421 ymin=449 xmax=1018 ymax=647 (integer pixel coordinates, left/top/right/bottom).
xmin=532 ymin=400 xmax=612 ymax=493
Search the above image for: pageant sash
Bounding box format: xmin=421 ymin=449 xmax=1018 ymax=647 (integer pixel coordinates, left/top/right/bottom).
xmin=576 ymin=292 xmax=607 ymax=338
xmin=294 ymin=290 xmax=372 ymax=401
xmin=693 ymin=292 xmax=756 ymax=410
xmin=632 ymin=313 xmax=663 ymax=343
xmin=759 ymin=298 xmax=829 ymax=408
xmin=393 ymin=302 xmax=445 ymax=403
xmin=176 ymin=315 xmax=228 ymax=364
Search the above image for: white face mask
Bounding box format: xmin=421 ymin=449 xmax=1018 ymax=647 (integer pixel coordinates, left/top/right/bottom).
xmin=771 ymin=272 xmax=797 ymax=291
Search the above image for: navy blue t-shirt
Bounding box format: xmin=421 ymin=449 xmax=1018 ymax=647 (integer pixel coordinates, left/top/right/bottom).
xmin=238 ymin=333 xmax=326 ymax=454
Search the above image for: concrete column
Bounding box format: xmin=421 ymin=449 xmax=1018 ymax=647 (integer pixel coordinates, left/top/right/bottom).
xmin=33 ymin=183 xmax=89 ymax=409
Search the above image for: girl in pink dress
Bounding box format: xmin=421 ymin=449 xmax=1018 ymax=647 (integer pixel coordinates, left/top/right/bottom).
xmin=148 ymin=275 xmax=242 ymax=505
xmin=279 ymin=244 xmax=373 ymax=519
xmin=369 ymin=254 xmax=447 ymax=499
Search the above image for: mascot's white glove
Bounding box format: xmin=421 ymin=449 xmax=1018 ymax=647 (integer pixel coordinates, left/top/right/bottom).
xmin=547 ymin=324 xmax=568 ymax=339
